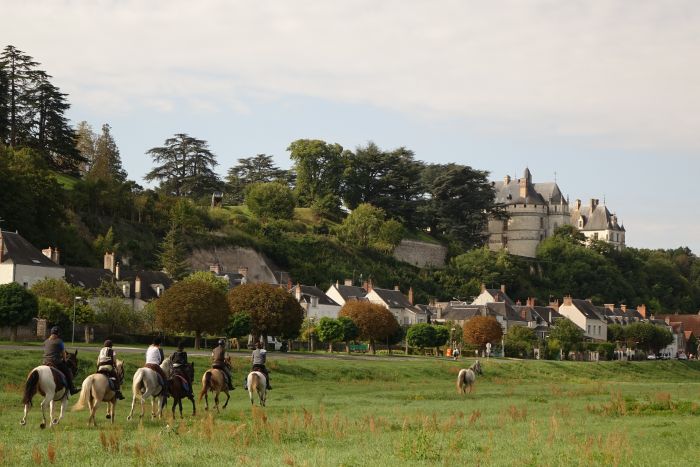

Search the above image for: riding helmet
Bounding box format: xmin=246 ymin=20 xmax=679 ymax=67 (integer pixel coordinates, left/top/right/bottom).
xmin=104 ymin=339 xmax=113 ymax=347
xmin=218 ymin=338 xmax=226 ymax=346
xmin=177 ymin=341 xmax=185 ymax=350
xmin=50 ymin=326 xmax=60 ymax=335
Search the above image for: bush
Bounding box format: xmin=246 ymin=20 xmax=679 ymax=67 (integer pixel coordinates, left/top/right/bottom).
xmin=245 ymin=182 xmax=295 ymax=220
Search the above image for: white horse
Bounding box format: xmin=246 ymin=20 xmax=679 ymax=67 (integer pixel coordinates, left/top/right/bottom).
xmin=20 ymin=350 xmax=79 ymax=428
xmin=127 ymin=358 xmax=173 ymax=420
xmin=246 ymin=371 xmax=267 ymax=407
xmin=457 ymin=360 xmax=483 ymax=395
xmin=72 ymin=360 xmax=124 ymax=426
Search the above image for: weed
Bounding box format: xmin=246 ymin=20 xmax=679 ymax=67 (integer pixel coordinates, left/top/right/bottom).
xmin=46 ymin=444 xmax=56 ymax=464
xmin=31 ymin=447 xmax=41 ymax=465
xmin=469 ymin=409 xmax=482 ymax=425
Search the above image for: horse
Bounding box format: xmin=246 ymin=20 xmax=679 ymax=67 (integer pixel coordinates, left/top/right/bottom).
xmin=457 ymin=360 xmax=483 ymax=395
xmin=199 ymin=356 xmax=231 ymax=413
xmin=170 ymin=362 xmax=196 ymax=418
xmin=127 ymin=357 xmax=173 ymax=421
xmin=246 ymin=370 xmax=267 ymax=407
xmin=72 ymin=360 xmax=124 ymax=426
xmin=20 ymin=350 xmax=79 ymax=429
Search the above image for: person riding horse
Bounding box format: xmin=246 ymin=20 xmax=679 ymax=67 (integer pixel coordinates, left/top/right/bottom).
xmin=97 ymin=339 xmax=125 ymax=400
xmin=145 ymin=337 xmax=168 ymax=398
xmin=211 ymin=339 xmax=233 ymax=390
xmin=171 ymin=342 xmax=194 ymax=398
xmin=42 ymin=327 xmax=80 ymax=395
xmin=249 ymin=341 xmax=272 ymax=390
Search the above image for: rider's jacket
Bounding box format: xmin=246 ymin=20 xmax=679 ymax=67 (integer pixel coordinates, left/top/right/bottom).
xmin=171 ymin=350 xmax=188 ymax=367
xmin=98 ymin=347 xmax=115 ymax=366
xmin=212 ymin=345 xmax=226 ymax=366
xmin=43 ymin=335 xmax=64 ymax=366
xmin=145 ymin=345 xmax=163 ymax=365
xmin=252 ymin=348 xmax=267 ymax=366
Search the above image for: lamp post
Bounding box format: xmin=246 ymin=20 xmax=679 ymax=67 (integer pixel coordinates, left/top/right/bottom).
xmin=72 ymin=296 xmax=82 ymax=345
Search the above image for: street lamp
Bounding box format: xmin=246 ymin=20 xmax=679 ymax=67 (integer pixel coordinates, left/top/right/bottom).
xmin=72 ymin=296 xmax=83 ymax=345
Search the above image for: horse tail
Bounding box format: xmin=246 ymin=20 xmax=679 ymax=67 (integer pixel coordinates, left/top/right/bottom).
xmin=248 ymin=373 xmax=257 ymax=404
xmin=22 ymin=370 xmax=39 ymax=406
xmin=72 ymin=376 xmax=92 ymax=411
xmin=456 ymin=370 xmax=463 ymax=393
xmin=199 ymin=371 xmax=212 ymax=401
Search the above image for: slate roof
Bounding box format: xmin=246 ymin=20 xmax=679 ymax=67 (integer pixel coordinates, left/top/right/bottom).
xmin=571 ymin=203 xmax=624 ymax=232
xmin=485 ymin=289 xmax=515 ymax=306
xmin=133 ymin=271 xmax=173 ymax=301
xmin=296 ymin=285 xmax=340 ymax=306
xmin=441 ymin=306 xmax=483 ymax=321
xmin=371 ymin=287 xmax=416 ymax=310
xmin=491 ymin=169 xmax=566 ymax=206
xmin=658 ymin=314 xmax=700 ymax=336
xmin=64 ymin=266 xmax=114 ymax=289
xmin=487 ymin=302 xmax=527 ymax=323
xmin=334 ymin=284 xmax=368 ymax=302
xmin=571 ymin=299 xmax=606 ymax=320
xmin=0 ymin=231 xmax=62 ymax=268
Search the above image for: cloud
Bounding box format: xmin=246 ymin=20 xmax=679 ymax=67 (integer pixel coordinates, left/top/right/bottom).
xmin=4 ymin=0 xmax=700 ymax=151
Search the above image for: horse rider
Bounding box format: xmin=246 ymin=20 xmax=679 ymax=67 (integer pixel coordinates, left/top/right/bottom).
xmin=42 ymin=326 xmax=80 ymax=395
xmin=96 ymin=339 xmax=125 ymax=400
xmin=145 ymin=336 xmax=168 ymax=398
xmin=171 ymin=341 xmax=194 ymax=398
xmin=250 ymin=341 xmax=272 ymax=390
xmin=211 ymin=339 xmax=234 ymax=391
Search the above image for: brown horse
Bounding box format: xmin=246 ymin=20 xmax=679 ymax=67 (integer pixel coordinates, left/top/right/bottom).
xmin=170 ymin=362 xmax=196 ymax=418
xmin=72 ymin=360 xmax=124 ymax=426
xmin=21 ymin=350 xmax=79 ymax=428
xmin=199 ymin=356 xmax=231 ymax=413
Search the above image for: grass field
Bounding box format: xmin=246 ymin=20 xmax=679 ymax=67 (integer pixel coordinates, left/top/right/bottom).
xmin=1 ymin=350 xmax=699 ymax=466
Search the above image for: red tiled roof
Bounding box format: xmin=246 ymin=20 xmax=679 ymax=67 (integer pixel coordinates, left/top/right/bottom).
xmin=658 ymin=314 xmax=700 ymax=335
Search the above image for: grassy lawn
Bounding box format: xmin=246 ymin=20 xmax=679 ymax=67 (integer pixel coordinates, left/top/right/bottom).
xmin=1 ymin=351 xmax=699 ymax=466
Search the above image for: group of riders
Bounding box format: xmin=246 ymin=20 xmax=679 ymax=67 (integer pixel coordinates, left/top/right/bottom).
xmin=42 ymin=327 xmax=272 ymax=400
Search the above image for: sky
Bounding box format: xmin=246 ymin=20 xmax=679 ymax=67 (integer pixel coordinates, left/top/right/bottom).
xmin=4 ymin=0 xmax=700 ymax=251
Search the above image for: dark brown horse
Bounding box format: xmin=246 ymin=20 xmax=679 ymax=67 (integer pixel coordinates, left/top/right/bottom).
xmin=169 ymin=362 xmax=196 ymax=418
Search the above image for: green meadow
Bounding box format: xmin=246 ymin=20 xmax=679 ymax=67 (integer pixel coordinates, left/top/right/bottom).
xmin=1 ymin=350 xmax=699 ymax=466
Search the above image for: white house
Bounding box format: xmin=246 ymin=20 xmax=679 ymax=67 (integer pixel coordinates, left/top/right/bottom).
xmin=325 ymin=280 xmax=368 ymax=306
xmin=557 ymin=297 xmax=608 ymax=341
xmin=366 ymin=285 xmax=427 ymax=325
xmin=292 ymin=284 xmax=341 ymax=321
xmin=0 ymin=231 xmax=65 ymax=287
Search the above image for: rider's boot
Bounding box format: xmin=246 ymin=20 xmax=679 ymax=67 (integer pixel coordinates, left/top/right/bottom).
xmin=227 ymin=377 xmax=234 ymax=391
xmin=115 ymin=390 xmax=125 ymax=400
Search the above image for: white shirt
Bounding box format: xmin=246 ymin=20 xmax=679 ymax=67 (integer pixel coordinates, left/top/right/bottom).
xmin=145 ymin=345 xmax=162 ymax=365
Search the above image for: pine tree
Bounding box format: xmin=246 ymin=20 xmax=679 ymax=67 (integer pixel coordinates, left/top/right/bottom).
xmin=0 ymin=45 xmax=38 ymax=147
xmin=225 ymin=154 xmax=288 ymax=204
xmin=159 ymin=225 xmax=189 ymax=280
xmin=89 ymin=124 xmax=126 ymax=182
xmin=75 ymin=121 xmax=96 ymax=174
xmin=145 ymin=133 xmax=221 ymax=197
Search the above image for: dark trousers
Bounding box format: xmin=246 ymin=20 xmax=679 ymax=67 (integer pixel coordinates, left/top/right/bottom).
xmin=97 ymin=367 xmax=120 ymax=391
xmin=52 ymin=361 xmax=75 ymax=390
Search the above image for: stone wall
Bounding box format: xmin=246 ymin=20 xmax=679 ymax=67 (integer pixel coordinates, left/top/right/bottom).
xmin=393 ymin=240 xmax=447 ymax=268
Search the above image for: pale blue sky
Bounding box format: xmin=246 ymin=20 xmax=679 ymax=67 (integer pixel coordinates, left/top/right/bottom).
xmin=5 ymin=0 xmax=699 ymax=251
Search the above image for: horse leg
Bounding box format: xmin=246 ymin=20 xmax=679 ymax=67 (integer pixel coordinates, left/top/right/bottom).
xmin=109 ymin=401 xmax=115 ymax=425
xmin=223 ymin=390 xmax=230 ymax=409
xmin=203 ymin=391 xmax=209 ymax=411
xmin=40 ymin=394 xmax=50 ymax=429
xmin=178 ymin=399 xmax=183 ymax=419
xmin=88 ymin=397 xmax=97 ymax=427
xmin=190 ymin=396 xmax=196 ymax=417
xmin=55 ymin=396 xmax=68 ymax=426
xmin=20 ymin=402 xmax=30 ymax=426
xmin=214 ymin=392 xmax=220 ymax=413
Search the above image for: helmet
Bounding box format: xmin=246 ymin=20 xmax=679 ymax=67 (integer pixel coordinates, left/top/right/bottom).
xmin=104 ymin=339 xmax=113 ymax=347
xmin=218 ymin=339 xmax=226 ymax=346
xmin=177 ymin=341 xmax=185 ymax=350
xmin=50 ymin=326 xmax=60 ymax=335
xmin=255 ymin=341 xmax=263 ymax=349
xmin=153 ymin=336 xmax=162 ymax=345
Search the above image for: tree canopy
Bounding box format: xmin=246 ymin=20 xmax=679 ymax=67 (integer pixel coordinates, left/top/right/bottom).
xmin=227 ymin=283 xmax=304 ymax=340
xmin=287 ymin=139 xmax=344 ymax=207
xmin=245 ymin=182 xmax=295 ymax=221
xmin=338 ymin=301 xmax=399 ymax=354
xmin=548 ymin=318 xmax=584 ymax=359
xmin=0 ymin=282 xmax=38 ymax=341
xmin=463 ymin=316 xmax=503 ymax=350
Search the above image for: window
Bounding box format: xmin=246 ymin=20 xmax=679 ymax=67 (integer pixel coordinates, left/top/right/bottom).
xmin=593 ymin=233 xmax=598 ymax=240
xmin=587 ymin=325 xmax=591 ymax=334
xmin=540 ymin=218 xmax=544 ymax=228
xmin=578 ymin=219 xmax=584 ymax=228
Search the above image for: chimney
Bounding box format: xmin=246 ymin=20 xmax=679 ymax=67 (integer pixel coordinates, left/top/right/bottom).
xmin=367 ymin=279 xmax=373 ymax=292
xmin=527 ymin=297 xmax=536 ymax=307
xmin=52 ymin=247 xmax=60 ymax=265
xmin=287 ymin=278 xmax=292 ymax=291
xmin=604 ymin=304 xmax=614 ymax=311
xmin=362 ymin=280 xmax=368 ymax=291
xmin=548 ymin=298 xmax=560 ymax=311
xmin=121 ymin=282 xmax=130 ymax=298
xmin=504 ymin=175 xmax=511 ymax=184
xmin=0 ymin=233 xmax=4 ymax=263
xmin=209 ymin=263 xmax=222 ymax=275
xmin=620 ymin=304 xmax=627 ymax=312
xmin=563 ymin=295 xmax=573 ymax=306
xmin=104 ymin=252 xmax=115 ymax=272
xmin=408 ymin=287 xmax=414 ymax=305
xmin=42 ymin=247 xmax=54 ymax=261
xmin=394 ymin=285 xmax=400 ymax=291
xmin=590 ymin=198 xmax=598 ymax=209
xmin=295 ymin=283 xmax=302 ymax=301
xmin=519 ymin=176 xmax=527 ymax=198
xmin=115 ymin=262 xmax=121 ymax=280
xmin=134 ymin=276 xmax=141 ymax=299
xmin=344 ymin=278 xmax=353 ymax=286
xmin=480 ymin=283 xmax=486 ymax=293
xmin=238 ymin=267 xmax=248 ymax=278
xmin=637 ymin=303 xmax=647 ymax=319
xmin=500 ymin=284 xmax=506 ymax=294
xmin=575 ymin=199 xmax=581 ymax=210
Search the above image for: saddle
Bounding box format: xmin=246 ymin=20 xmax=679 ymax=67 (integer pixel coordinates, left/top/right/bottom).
xmin=49 ymin=367 xmax=68 ymax=392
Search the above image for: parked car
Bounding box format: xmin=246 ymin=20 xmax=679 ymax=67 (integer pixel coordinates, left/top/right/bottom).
xmin=646 ymin=354 xmax=657 ymax=360
xmin=678 ymin=353 xmax=688 ymax=360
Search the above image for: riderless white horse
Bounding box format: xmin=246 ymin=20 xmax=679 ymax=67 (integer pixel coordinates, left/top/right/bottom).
xmin=20 ymin=350 xmax=79 ymax=428
xmin=127 ymin=358 xmax=173 ymax=420
xmin=246 ymin=370 xmax=267 ymax=407
xmin=72 ymin=360 xmax=124 ymax=426
xmin=457 ymin=360 xmax=483 ymax=395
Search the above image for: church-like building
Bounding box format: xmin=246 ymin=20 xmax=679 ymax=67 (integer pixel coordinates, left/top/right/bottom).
xmin=487 ymin=168 xmax=625 ymax=257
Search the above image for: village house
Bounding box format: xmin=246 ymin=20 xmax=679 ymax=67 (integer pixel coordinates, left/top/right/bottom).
xmin=513 ymin=298 xmax=564 ymax=339
xmin=365 ymin=284 xmax=427 ymax=325
xmin=290 ymin=283 xmax=341 ymax=320
xmin=325 ymin=280 xmax=368 ymax=306
xmin=557 ymin=296 xmax=608 ymax=341
xmin=0 ymin=231 xmax=65 ymax=287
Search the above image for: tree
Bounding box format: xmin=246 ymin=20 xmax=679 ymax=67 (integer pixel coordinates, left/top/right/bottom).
xmin=31 ymin=278 xmax=84 ymax=308
xmin=156 ymin=280 xmax=229 ymax=349
xmin=226 ymin=312 xmax=252 ymax=340
xmin=88 ymin=123 xmax=126 ymax=182
xmin=93 ymin=296 xmax=134 ymax=335
xmin=624 ymin=322 xmax=674 ymax=354
xmin=338 ymin=203 xmax=385 ymax=248
xmin=338 ymin=316 xmax=359 ymax=353
xmin=74 ymin=120 xmax=96 ymax=173
xmin=426 ymin=165 xmax=501 ymax=250
xmin=182 ymin=271 xmax=229 ymax=295
xmin=159 ymin=225 xmax=189 ymax=280
xmin=316 ymin=317 xmax=345 ymax=352
xmin=338 ymin=301 xmax=399 ymax=354
xmin=0 ymin=282 xmax=38 ymax=341
xmin=433 ymin=325 xmax=451 ymax=354
xmin=287 ymin=139 xmax=344 ymax=207
xmin=548 ymin=318 xmax=584 ymax=359
xmin=93 ymin=227 xmax=119 ymax=257
xmin=406 ymin=323 xmax=437 ymax=352
xmin=226 ymin=154 xmax=288 ymax=204
xmin=245 ymin=182 xmax=295 ymax=221
xmin=227 ymin=283 xmax=304 ymax=341
xmin=37 ymin=297 xmax=70 ymax=329
xmin=145 ymin=133 xmax=221 ymax=197
xmin=607 ymin=324 xmax=625 ymax=344
xmin=463 ymin=316 xmax=503 ymax=352
xmin=504 ymin=325 xmax=536 ymax=358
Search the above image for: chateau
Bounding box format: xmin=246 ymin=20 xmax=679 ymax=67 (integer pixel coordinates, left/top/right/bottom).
xmin=487 ymin=168 xmax=625 ymax=257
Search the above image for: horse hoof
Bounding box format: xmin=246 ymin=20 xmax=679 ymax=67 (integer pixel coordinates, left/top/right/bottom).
xmin=52 ymin=419 xmax=59 ymax=425
xmin=40 ymin=423 xmax=46 ymax=429
xmin=127 ymin=416 xmax=132 ymax=421
xmin=106 ymin=414 xmax=111 ymax=419
xmin=20 ymin=420 xmax=26 ymax=426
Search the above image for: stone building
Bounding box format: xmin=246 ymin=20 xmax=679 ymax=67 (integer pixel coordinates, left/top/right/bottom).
xmin=488 ymin=168 xmax=570 ymax=258
xmin=570 ymin=198 xmax=626 ymax=250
